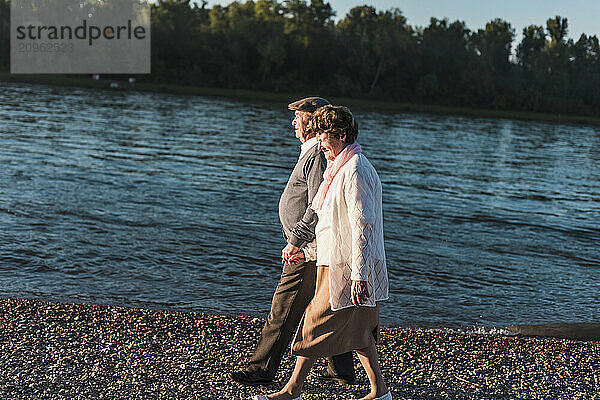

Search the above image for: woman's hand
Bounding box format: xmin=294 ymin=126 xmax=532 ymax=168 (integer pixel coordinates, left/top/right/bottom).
xmin=351 ymin=280 xmax=370 ymax=306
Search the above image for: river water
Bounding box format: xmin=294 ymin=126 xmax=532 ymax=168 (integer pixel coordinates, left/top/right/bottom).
xmin=1 ymin=82 xmax=599 ymax=329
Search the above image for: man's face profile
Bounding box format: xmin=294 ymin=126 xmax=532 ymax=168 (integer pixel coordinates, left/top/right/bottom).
xmin=292 ymin=111 xmax=310 ymax=142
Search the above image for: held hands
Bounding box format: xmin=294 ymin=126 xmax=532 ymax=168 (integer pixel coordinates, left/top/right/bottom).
xmin=287 ymin=251 xmax=305 ymax=265
xmin=281 ymin=243 xmax=300 ymax=261
xmin=351 ymin=280 xmax=370 ymax=306
xmin=281 ymin=243 xmax=304 ymax=265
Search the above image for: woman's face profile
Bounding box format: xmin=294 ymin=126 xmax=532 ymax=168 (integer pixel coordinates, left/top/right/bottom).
xmin=316 ymin=131 xmax=346 ymax=161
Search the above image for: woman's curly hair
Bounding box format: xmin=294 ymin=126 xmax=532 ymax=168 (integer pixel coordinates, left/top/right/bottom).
xmin=308 ymin=105 xmax=358 ymax=144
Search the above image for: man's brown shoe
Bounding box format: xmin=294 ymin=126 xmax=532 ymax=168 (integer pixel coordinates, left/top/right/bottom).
xmin=230 ymin=370 xmax=274 ymax=386
xmin=314 ymin=370 xmax=355 ymax=385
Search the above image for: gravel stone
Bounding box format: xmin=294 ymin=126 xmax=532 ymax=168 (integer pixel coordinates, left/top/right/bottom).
xmin=0 ymin=298 xmax=598 ymax=399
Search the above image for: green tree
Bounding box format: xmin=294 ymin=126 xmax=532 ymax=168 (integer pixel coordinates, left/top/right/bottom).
xmin=2 ymin=0 xmax=599 ymax=116
xmin=369 ymin=8 xmax=412 ymax=94
xmin=468 ymin=19 xmax=516 ymax=108
xmin=337 ymin=6 xmax=380 ymax=94
xmin=337 ymin=6 xmax=414 ymax=97
xmin=570 ymin=34 xmax=600 ymax=108
xmin=284 ymin=0 xmax=334 ymax=38
xmin=151 ymin=0 xmax=210 ymax=84
xmin=255 ymin=0 xmax=287 ymax=85
xmin=546 ymin=15 xmax=568 ymax=46
xmin=516 ymin=25 xmax=546 ymax=72
xmin=544 ymin=16 xmax=570 ymax=101
xmin=209 ymin=1 xmax=265 ymax=87
xmin=473 ymin=19 xmax=514 ymax=74
xmin=515 ymin=25 xmax=547 ymax=111
xmin=418 ymin=18 xmax=471 ymax=102
xmin=281 ymin=0 xmax=337 ymax=89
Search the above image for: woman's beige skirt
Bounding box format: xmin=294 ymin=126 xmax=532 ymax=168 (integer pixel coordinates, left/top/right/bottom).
xmin=292 ymin=266 xmax=379 ymax=358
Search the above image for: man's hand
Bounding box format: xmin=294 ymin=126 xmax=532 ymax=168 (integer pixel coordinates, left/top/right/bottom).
xmin=351 ymin=280 xmax=370 ymax=306
xmin=281 ymin=243 xmax=300 ymax=263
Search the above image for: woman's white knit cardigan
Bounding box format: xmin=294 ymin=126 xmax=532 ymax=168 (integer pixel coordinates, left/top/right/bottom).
xmin=311 ymin=153 xmax=389 ymax=311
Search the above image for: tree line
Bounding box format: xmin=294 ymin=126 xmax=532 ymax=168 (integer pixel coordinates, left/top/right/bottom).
xmin=1 ymin=0 xmax=599 ymax=115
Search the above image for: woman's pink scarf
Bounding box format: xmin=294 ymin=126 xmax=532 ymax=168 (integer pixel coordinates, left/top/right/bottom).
xmin=312 ymin=143 xmax=362 ymax=210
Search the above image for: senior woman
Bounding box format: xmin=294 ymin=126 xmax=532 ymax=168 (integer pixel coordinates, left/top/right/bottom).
xmin=253 ymin=105 xmax=390 ymax=400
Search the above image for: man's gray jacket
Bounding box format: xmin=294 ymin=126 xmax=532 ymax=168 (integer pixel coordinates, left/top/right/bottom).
xmin=278 ymin=141 xmax=326 ymax=249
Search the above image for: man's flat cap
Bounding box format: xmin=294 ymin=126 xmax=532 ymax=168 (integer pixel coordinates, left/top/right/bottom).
xmin=288 ymin=97 xmax=331 ymax=113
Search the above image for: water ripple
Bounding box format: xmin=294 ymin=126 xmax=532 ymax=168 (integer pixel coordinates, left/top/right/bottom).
xmin=1 ymin=82 xmax=599 ymax=327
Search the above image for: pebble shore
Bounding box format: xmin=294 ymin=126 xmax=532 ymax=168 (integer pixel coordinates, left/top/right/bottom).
xmin=1 ymin=298 xmax=599 ymax=399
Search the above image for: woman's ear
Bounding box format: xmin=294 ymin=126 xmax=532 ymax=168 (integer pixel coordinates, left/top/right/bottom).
xmin=340 ymin=133 xmax=347 ymax=143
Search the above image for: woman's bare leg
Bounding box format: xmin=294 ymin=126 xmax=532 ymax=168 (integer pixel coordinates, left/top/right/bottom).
xmin=355 ymin=342 xmax=388 ymax=400
xmin=266 ymin=356 xmax=315 ymax=399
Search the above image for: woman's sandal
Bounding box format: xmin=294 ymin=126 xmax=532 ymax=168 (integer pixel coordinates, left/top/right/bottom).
xmin=352 ymin=392 xmax=392 ymax=400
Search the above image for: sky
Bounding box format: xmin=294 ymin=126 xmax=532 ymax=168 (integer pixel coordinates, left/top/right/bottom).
xmin=205 ymin=0 xmax=600 ymax=44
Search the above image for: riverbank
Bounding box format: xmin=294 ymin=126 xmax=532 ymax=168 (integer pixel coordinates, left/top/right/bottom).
xmin=0 ymin=298 xmax=597 ymax=399
xmin=2 ymin=72 xmax=600 ymax=126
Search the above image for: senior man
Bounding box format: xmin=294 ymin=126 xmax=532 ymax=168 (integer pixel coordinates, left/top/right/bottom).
xmin=231 ymin=97 xmax=355 ymax=386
